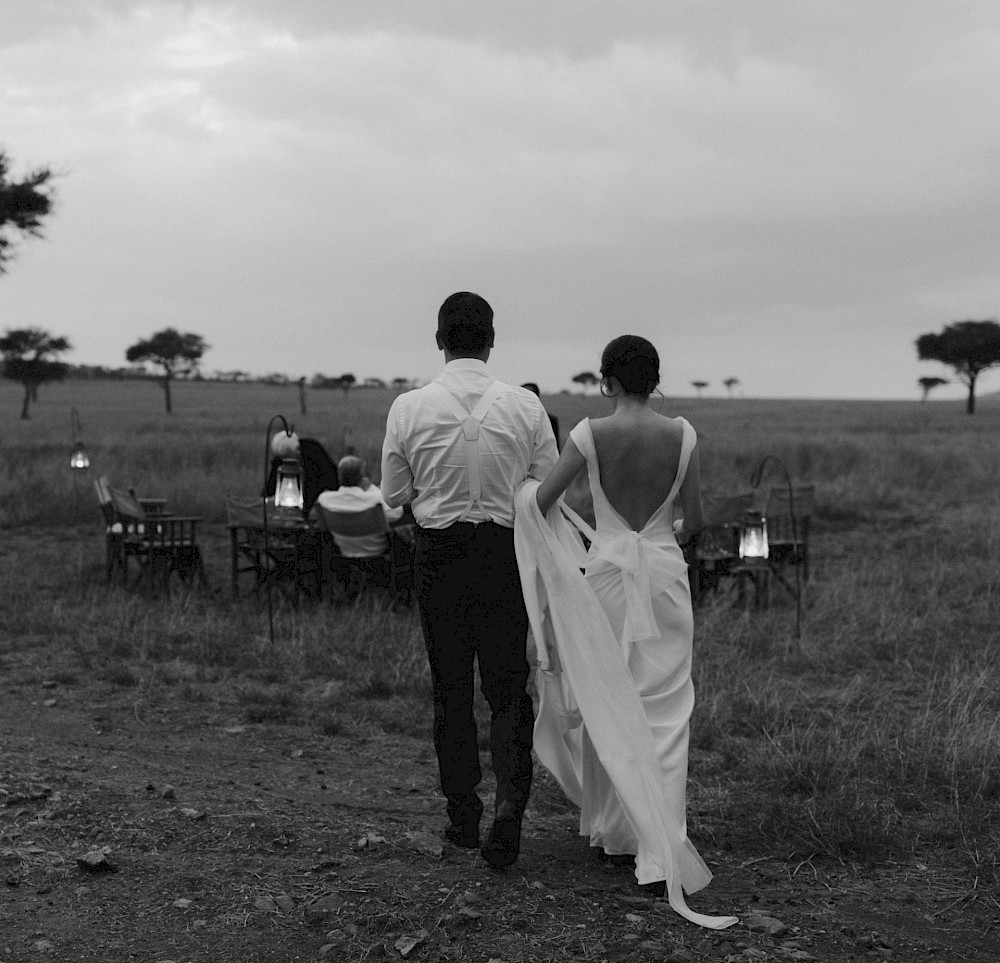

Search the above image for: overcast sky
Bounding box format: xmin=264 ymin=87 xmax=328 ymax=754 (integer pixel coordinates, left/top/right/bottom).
xmin=2 ymin=1 xmax=998 ymax=399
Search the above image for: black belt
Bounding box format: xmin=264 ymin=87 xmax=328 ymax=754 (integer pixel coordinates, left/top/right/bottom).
xmin=417 ymin=520 xmax=511 ymax=540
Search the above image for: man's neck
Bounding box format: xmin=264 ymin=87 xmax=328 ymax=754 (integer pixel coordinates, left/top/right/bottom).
xmin=442 ymin=349 xmax=491 ymax=364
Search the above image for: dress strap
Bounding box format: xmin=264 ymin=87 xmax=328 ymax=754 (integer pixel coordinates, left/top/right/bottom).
xmin=663 ymin=418 xmax=697 ymax=507
xmin=558 ymin=499 xmax=596 ymax=543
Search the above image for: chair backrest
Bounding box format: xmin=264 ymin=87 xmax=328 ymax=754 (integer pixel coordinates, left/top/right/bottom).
xmin=317 ymin=503 xmax=388 ymax=539
xmin=107 ymin=486 xmax=146 ymax=523
xmin=764 ymin=484 xmax=814 ymax=543
xmin=702 ymin=492 xmax=756 ymax=526
xmin=226 ymin=495 xmax=266 ymax=528
xmin=94 ymin=476 xmax=112 ymax=505
xmin=764 ymin=484 xmax=815 ymax=520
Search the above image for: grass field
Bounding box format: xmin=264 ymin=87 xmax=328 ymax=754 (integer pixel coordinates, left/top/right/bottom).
xmin=2 ymin=375 xmax=999 ymax=890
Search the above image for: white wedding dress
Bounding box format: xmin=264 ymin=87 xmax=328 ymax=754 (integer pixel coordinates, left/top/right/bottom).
xmin=514 ymin=417 xmax=737 ymax=930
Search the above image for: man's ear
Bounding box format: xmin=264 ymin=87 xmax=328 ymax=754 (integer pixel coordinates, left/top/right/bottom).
xmin=435 ymin=331 xmax=444 ymax=350
xmin=487 ymin=331 xmax=495 ymax=349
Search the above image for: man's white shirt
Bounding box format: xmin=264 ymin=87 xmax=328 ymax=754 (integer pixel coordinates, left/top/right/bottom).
xmin=381 ymin=358 xmax=559 ymax=529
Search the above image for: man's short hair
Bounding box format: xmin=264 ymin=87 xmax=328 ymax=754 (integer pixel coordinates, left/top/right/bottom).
xmin=438 ymin=291 xmax=494 ymax=355
xmin=337 ymin=455 xmax=364 ymax=487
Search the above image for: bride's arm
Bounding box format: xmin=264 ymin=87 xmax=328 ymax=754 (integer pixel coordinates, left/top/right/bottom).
xmin=535 ymin=438 xmax=586 ymax=515
xmin=674 ymin=445 xmax=704 ymax=544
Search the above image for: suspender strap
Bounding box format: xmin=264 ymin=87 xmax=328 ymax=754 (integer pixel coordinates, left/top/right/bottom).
xmin=426 ymin=380 xmax=508 ymax=520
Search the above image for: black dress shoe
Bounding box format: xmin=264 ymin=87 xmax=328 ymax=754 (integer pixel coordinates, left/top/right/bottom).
xmin=444 ymin=794 xmax=482 ymax=848
xmin=480 ymin=816 xmax=521 ymax=870
xmin=640 ymin=880 xmax=666 ymax=898
xmin=443 ymin=821 xmax=480 ymax=849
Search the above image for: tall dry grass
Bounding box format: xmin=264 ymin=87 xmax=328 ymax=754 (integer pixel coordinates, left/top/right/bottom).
xmin=2 ymin=377 xmax=999 ymax=876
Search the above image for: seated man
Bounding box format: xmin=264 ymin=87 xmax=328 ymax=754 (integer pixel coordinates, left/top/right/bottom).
xmin=310 ymin=455 xmax=403 ymax=558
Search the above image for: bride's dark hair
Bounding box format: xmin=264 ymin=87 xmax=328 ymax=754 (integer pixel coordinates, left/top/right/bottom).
xmin=600 ymin=335 xmax=660 ymax=397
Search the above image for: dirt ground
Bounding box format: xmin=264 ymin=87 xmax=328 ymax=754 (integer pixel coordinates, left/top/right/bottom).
xmin=3 ymin=654 xmax=999 ymax=963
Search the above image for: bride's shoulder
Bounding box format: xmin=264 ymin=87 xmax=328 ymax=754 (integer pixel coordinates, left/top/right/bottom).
xmin=666 ymin=415 xmax=697 ymax=441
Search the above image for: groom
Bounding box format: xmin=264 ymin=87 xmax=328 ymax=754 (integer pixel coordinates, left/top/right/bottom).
xmin=381 ymin=292 xmax=558 ymax=868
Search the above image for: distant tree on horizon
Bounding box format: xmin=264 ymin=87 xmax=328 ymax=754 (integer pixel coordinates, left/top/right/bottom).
xmin=918 ymin=376 xmax=948 ymax=402
xmin=691 ymin=380 xmax=708 ymax=399
xmin=916 ymin=320 xmax=1000 ymax=414
xmin=0 ymin=150 xmax=56 ymax=274
xmin=572 ymin=371 xmax=599 ymax=394
xmin=125 ymin=328 xmax=208 ymax=414
xmin=339 ymin=372 xmax=356 ymax=399
xmin=0 ymin=327 xmax=71 ymax=419
xmin=723 ymin=377 xmax=740 ymax=397
xmin=391 ymin=377 xmax=410 ymax=392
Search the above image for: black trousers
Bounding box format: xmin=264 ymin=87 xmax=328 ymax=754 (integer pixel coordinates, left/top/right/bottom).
xmin=414 ymin=522 xmax=534 ymax=819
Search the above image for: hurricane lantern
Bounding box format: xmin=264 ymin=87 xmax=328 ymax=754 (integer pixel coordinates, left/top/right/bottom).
xmin=69 ymin=408 xmax=90 ymax=471
xmin=739 ymin=510 xmax=769 ymax=560
xmin=274 ymin=458 xmax=304 ymax=510
xmin=70 ymin=441 xmax=90 ymax=471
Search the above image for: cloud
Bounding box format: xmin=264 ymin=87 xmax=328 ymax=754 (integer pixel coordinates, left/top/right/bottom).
xmin=1 ymin=1 xmax=998 ymax=396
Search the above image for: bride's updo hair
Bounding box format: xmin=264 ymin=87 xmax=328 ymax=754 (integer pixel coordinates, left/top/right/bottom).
xmin=600 ymin=335 xmax=660 ymax=397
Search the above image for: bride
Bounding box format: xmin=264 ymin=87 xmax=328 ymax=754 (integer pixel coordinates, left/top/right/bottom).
xmin=514 ymin=334 xmax=737 ymax=930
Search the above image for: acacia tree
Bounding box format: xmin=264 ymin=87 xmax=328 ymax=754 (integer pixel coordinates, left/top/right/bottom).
xmin=572 ymin=371 xmax=599 ymax=393
xmin=125 ymin=328 xmax=208 ymax=413
xmin=918 ymin=376 xmax=948 ymax=402
xmin=0 ymin=151 xmax=55 ymax=274
xmin=338 ymin=372 xmax=356 ymax=399
xmin=723 ymin=377 xmax=740 ymax=397
xmin=916 ymin=320 xmax=1000 ymax=415
xmin=0 ymin=327 xmax=71 ymax=418
xmin=691 ymin=380 xmax=708 ymax=398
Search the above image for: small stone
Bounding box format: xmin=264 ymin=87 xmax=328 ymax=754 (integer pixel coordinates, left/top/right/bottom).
xmin=41 ymin=680 xmax=58 ymax=689
xmin=406 ymin=830 xmax=444 ymax=858
xmin=43 ymin=699 xmax=57 ymax=708
xmin=395 ymin=931 xmax=428 ymax=958
xmin=161 ymin=785 xmax=175 ymax=799
xmin=746 ymin=914 xmax=789 ymax=937
xmin=254 ymin=893 xmax=278 ymax=912
xmin=172 ymin=898 xmax=192 ymax=909
xmin=32 ymin=939 xmax=55 ymax=953
xmin=76 ymin=850 xmax=116 ymax=873
xmin=180 ymin=807 xmax=205 ymax=820
xmin=275 ymin=892 xmax=295 ymax=913
xmin=304 ymin=893 xmax=343 ymax=925
xmin=639 ymin=941 xmax=667 ymax=954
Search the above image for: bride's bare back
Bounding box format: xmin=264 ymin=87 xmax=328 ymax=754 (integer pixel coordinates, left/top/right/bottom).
xmin=589 ymin=411 xmax=685 ymax=532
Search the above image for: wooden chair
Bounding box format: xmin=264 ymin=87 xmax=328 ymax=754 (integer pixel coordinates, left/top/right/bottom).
xmin=94 ymin=476 xmax=125 ymax=582
xmin=225 ymin=496 xmax=323 ymax=602
xmin=104 ymin=485 xmax=205 ymax=591
xmin=688 ymin=492 xmax=756 ymax=604
xmin=763 ymin=484 xmax=815 ymax=584
xmin=313 ymin=503 xmax=413 ymax=606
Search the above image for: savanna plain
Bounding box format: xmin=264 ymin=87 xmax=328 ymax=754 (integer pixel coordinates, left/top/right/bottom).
xmin=1 ymin=378 xmax=999 ymax=963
